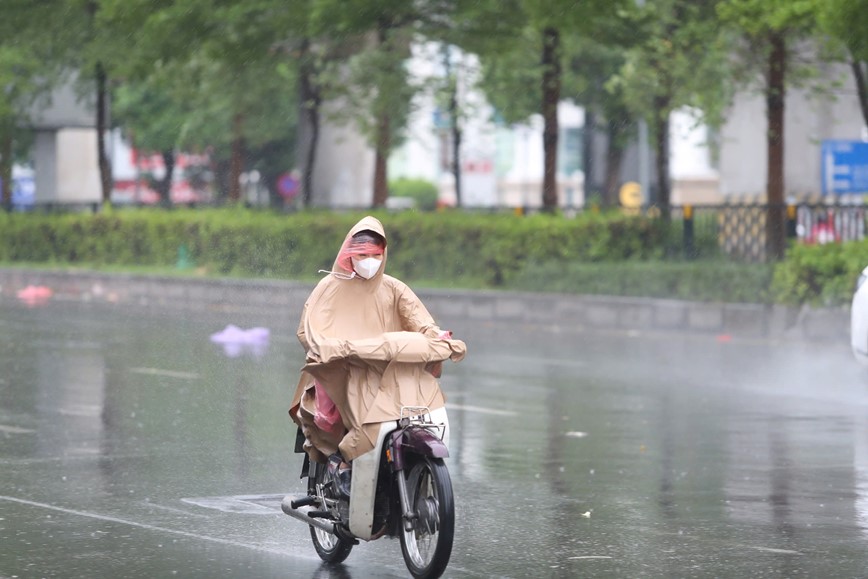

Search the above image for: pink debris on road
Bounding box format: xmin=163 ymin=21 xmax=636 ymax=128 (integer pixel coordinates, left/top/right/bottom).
xmin=16 ymin=285 xmax=53 ymax=306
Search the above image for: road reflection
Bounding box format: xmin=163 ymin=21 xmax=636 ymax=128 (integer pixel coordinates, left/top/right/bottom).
xmin=3 ymin=302 xmax=868 ymax=577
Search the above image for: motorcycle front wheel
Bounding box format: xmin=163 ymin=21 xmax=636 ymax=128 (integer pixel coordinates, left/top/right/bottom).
xmin=308 ymin=461 xmax=354 ymax=564
xmin=400 ymin=457 xmax=455 ymax=579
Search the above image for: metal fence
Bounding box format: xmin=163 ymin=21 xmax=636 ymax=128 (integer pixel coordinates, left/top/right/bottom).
xmin=665 ymin=203 xmax=867 ymax=262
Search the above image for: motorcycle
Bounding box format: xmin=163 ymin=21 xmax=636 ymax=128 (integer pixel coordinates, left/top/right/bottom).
xmin=282 ymin=405 xmax=454 ymax=579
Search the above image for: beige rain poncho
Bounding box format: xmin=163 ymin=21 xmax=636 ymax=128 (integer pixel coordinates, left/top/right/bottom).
xmin=289 ymin=216 xmax=466 ymax=462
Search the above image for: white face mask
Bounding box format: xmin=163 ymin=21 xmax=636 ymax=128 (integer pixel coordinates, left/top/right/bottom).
xmin=351 ymin=257 xmax=382 ymax=279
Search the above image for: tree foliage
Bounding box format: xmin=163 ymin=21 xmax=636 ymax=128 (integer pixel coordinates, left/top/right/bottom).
xmin=607 ymin=0 xmax=734 ymax=211
xmin=98 ymin=0 xmax=301 ymax=203
xmin=1 ymin=0 xmax=865 ymax=217
xmin=815 ymin=0 xmax=868 ymax=127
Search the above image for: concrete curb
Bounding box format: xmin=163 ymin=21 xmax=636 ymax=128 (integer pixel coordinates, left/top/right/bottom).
xmin=0 ymin=268 xmax=850 ymax=342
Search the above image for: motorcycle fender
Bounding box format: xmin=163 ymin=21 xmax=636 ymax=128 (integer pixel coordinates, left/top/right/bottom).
xmin=348 ymin=421 xmax=394 ymax=541
xmin=402 ymin=427 xmax=449 ymax=459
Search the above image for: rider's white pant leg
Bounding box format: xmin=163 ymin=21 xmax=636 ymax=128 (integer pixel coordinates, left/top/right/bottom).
xmin=429 ymin=406 xmax=450 ymax=450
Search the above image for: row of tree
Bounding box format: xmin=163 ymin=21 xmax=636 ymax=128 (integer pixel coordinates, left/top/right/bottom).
xmin=1 ymin=0 xmax=866 ymax=255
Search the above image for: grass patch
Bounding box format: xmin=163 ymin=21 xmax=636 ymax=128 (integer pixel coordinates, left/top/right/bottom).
xmin=2 ymin=259 xmax=775 ymax=304
xmin=508 ymin=260 xmax=775 ymax=304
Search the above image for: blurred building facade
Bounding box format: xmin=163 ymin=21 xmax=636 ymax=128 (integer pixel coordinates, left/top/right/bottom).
xmin=15 ymin=48 xmax=868 ymax=209
xmin=25 ymin=79 xmax=101 ymax=207
xmin=380 ymin=43 xmax=868 ymax=208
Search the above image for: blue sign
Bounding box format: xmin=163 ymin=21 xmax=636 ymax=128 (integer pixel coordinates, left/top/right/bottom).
xmin=276 ymin=172 xmax=299 ymax=200
xmin=822 ymin=140 xmax=868 ymax=195
xmin=0 ymin=174 xmax=35 ymax=209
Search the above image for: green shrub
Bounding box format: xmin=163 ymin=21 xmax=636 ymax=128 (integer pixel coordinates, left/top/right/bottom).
xmin=389 ymin=178 xmax=439 ymax=211
xmin=770 ymin=241 xmax=867 ymax=306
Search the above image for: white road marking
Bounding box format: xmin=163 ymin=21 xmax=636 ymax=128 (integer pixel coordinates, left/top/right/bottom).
xmin=569 ymin=556 xmax=613 ymax=560
xmin=181 ymin=494 xmax=284 ymax=515
xmin=0 ymin=424 xmax=35 ymax=434
xmin=447 ymin=403 xmax=517 ymax=417
xmin=743 ymin=545 xmax=802 ymax=555
xmin=129 ymin=367 xmax=200 ymax=380
xmin=57 ymin=404 xmax=101 ymax=418
xmin=0 ymin=495 xmax=305 ymax=557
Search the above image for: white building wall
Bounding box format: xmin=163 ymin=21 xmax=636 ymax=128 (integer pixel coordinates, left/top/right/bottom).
xmin=388 ymin=43 xmax=444 ymax=185
xmin=56 ymin=129 xmax=101 ymax=203
xmin=311 ymin=101 xmax=374 ymax=208
xmin=34 ymin=128 xmax=103 ymax=205
xmin=29 ymin=77 xmax=94 ymax=131
xmin=33 ymin=131 xmax=57 ymax=203
xmin=670 ymin=108 xmax=716 ymax=180
xmin=669 ymin=108 xmax=720 ymax=205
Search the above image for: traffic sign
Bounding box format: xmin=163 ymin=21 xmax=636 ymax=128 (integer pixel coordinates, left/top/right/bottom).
xmin=619 ymin=181 xmax=642 ymax=208
xmin=822 ymin=140 xmax=868 ymax=195
xmin=277 ymin=172 xmax=300 ymax=200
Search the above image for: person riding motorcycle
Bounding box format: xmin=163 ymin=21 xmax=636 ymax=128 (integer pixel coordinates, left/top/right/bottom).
xmin=288 ymin=216 xmax=465 ymax=496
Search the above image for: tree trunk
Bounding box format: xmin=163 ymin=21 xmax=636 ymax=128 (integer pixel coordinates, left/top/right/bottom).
xmin=229 ymin=113 xmax=244 ymax=203
xmin=451 ymin=122 xmax=462 ymax=208
xmin=158 ymin=149 xmax=175 ymax=208
xmin=298 ymin=40 xmax=321 ymax=208
xmin=766 ymin=32 xmax=786 ymax=261
xmin=582 ymin=109 xmax=596 ymax=202
xmin=852 ymin=59 xmax=868 ymax=130
xmin=444 ymin=47 xmax=462 ymax=208
xmin=371 ymin=23 xmax=392 ymax=209
xmin=212 ymin=157 xmax=231 ymax=202
xmin=449 ymin=80 xmax=462 ymax=209
xmin=302 ymin=96 xmax=320 ymax=208
xmin=372 ymin=113 xmax=390 ymax=208
xmin=653 ymin=96 xmax=671 ymax=212
xmin=1 ymin=132 xmax=11 ymax=211
xmin=95 ymin=61 xmax=113 ymax=207
xmin=541 ymin=26 xmax=561 ymax=212
xmin=603 ymin=125 xmax=624 ymax=208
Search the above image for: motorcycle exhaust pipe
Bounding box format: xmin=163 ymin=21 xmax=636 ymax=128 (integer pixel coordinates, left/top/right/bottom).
xmin=281 ymin=495 xmax=336 ymax=535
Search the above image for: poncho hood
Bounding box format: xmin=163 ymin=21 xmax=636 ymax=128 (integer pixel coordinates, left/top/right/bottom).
xmin=332 ymin=215 xmax=388 ymax=282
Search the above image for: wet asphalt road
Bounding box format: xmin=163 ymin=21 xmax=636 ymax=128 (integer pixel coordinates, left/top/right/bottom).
xmin=3 ymin=298 xmax=868 ymax=578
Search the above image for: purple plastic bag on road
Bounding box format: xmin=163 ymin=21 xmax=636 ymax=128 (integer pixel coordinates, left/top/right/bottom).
xmin=210 ymin=325 xmax=271 ymax=358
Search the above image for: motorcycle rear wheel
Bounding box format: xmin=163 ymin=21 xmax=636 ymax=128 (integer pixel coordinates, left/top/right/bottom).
xmin=308 ymin=462 xmax=354 ymax=564
xmin=400 ymin=457 xmax=454 ymax=579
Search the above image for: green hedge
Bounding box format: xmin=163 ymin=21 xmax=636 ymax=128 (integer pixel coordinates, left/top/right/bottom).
xmin=0 ymin=208 xmax=667 ymax=286
xmin=1 ymin=208 xmax=865 ymax=305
